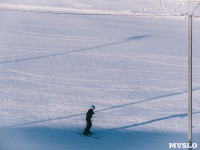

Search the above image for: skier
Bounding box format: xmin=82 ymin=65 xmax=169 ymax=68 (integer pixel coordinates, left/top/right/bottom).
xmin=83 ymin=105 xmax=95 ymax=135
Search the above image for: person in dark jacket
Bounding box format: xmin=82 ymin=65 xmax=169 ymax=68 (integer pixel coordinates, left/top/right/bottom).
xmin=83 ymin=105 xmax=95 ymax=135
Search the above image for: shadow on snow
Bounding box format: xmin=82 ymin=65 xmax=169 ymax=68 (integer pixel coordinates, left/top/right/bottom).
xmin=0 ymin=127 xmax=199 ymax=150
xmin=0 ymin=35 xmax=151 ymax=65
xmin=5 ymin=89 xmax=200 ymax=128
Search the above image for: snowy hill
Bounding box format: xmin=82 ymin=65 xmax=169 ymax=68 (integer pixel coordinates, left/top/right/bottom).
xmin=0 ymin=0 xmax=200 ymax=17
xmin=0 ymin=0 xmax=200 ymax=150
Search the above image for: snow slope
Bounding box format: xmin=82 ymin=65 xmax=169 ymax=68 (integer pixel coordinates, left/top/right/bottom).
xmin=0 ymin=0 xmax=200 ymax=17
xmin=0 ymin=0 xmax=200 ymax=150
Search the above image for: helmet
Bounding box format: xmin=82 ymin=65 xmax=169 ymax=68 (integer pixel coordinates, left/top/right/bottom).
xmin=91 ymin=105 xmax=95 ymax=109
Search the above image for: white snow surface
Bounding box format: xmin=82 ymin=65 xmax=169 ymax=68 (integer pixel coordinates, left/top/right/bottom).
xmin=0 ymin=0 xmax=200 ymax=17
xmin=0 ymin=0 xmax=200 ymax=150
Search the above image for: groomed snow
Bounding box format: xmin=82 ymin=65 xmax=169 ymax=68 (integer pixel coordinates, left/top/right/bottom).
xmin=0 ymin=0 xmax=200 ymax=150
xmin=0 ymin=0 xmax=200 ymax=17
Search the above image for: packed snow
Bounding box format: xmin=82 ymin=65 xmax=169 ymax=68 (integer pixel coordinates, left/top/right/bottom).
xmin=0 ymin=0 xmax=200 ymax=150
xmin=0 ymin=0 xmax=200 ymax=17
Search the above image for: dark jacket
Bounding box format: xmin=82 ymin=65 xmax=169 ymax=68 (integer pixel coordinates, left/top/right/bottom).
xmin=86 ymin=109 xmax=95 ymax=120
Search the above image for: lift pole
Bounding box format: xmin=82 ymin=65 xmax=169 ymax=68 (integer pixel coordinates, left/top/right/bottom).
xmin=188 ymin=1 xmax=200 ymax=149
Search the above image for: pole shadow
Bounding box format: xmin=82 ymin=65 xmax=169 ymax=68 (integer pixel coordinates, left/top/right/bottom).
xmin=106 ymin=111 xmax=200 ymax=131
xmin=0 ymin=35 xmax=151 ymax=65
xmin=4 ymin=86 xmax=200 ymax=128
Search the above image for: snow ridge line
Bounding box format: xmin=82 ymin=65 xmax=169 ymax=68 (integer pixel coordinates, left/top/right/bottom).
xmin=0 ymin=3 xmax=188 ymax=19
xmin=0 ymin=3 xmax=133 ymax=15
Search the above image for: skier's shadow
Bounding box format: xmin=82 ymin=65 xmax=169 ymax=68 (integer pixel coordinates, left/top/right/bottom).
xmin=0 ymin=35 xmax=151 ymax=65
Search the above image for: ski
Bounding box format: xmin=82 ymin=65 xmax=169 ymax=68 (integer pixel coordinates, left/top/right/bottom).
xmin=76 ymin=132 xmax=100 ymax=139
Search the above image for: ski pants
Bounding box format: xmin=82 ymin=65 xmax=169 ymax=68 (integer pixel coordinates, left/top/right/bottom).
xmin=84 ymin=118 xmax=92 ymax=134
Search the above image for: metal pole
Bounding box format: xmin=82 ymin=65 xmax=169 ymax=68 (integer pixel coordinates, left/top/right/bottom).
xmin=188 ymin=14 xmax=192 ymax=150
xmin=187 ymin=2 xmax=200 ymax=149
